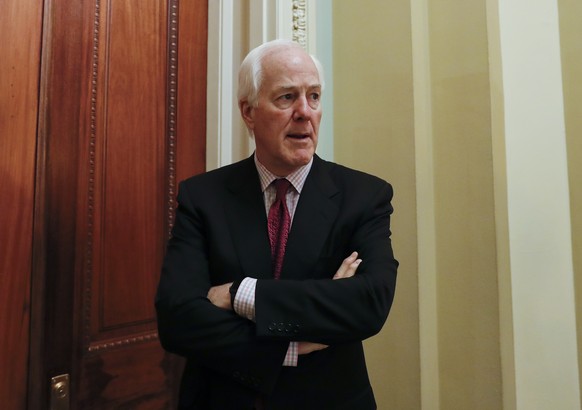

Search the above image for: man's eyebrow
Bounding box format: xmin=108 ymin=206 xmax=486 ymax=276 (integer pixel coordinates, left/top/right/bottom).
xmin=274 ymin=84 xmax=322 ymax=92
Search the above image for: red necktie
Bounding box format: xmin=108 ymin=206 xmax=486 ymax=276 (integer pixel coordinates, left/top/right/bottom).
xmin=268 ymin=179 xmax=291 ymax=279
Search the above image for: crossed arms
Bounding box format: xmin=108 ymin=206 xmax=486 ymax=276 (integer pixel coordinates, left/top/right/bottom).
xmin=155 ymin=173 xmax=398 ymax=393
xmin=206 ymin=251 xmax=363 ymax=356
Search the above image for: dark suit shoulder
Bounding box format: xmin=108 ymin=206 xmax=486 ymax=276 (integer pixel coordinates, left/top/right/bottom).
xmin=314 ymin=156 xmax=392 ymax=194
xmin=175 ymin=157 xmax=261 ymax=210
xmin=180 ymin=156 xmax=253 ymax=188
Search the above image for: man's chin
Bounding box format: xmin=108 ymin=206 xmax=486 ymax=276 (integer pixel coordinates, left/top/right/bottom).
xmin=291 ymin=151 xmax=315 ymax=165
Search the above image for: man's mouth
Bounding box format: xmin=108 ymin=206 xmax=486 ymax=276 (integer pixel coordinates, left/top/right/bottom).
xmin=287 ymin=133 xmax=309 ymax=139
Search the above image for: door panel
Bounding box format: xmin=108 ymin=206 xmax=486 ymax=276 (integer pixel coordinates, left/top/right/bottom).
xmin=30 ymin=0 xmax=207 ymax=407
xmin=89 ymin=0 xmax=167 ymax=342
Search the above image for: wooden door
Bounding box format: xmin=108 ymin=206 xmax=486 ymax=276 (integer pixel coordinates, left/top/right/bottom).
xmin=27 ymin=0 xmax=208 ymax=408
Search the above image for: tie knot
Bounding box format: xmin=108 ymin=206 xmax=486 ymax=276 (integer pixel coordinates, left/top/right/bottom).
xmin=274 ymin=178 xmax=291 ymax=200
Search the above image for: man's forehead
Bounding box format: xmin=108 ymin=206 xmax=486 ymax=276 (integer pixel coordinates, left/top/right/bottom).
xmin=263 ymin=47 xmax=315 ymax=70
xmin=265 ymin=45 xmax=304 ymax=59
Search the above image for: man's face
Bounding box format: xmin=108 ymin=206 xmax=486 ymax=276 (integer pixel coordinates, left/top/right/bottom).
xmin=240 ymin=47 xmax=322 ymax=176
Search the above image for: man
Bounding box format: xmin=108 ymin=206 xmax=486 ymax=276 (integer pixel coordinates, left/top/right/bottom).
xmin=156 ymin=39 xmax=398 ymax=409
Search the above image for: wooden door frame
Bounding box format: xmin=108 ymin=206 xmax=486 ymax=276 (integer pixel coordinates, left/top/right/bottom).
xmin=0 ymin=1 xmax=44 ymax=408
xmin=29 ymin=1 xmax=89 ymax=406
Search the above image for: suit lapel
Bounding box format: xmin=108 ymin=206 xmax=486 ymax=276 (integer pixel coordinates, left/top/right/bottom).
xmin=224 ymin=157 xmax=273 ymax=280
xmin=282 ymin=156 xmax=340 ymax=279
xmin=225 ymin=155 xmax=340 ymax=281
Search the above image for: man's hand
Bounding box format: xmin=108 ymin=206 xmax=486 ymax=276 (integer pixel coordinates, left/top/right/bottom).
xmin=333 ymin=251 xmax=362 ymax=280
xmin=207 ymin=282 xmax=233 ymax=310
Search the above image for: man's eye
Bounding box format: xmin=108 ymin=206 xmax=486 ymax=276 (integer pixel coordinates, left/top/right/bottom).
xmin=310 ymin=93 xmax=320 ymax=100
xmin=280 ymin=94 xmax=293 ymax=100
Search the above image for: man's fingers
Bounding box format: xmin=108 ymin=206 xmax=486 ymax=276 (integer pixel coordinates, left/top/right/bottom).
xmin=333 ymin=251 xmax=357 ymax=279
xmin=333 ymin=251 xmax=362 ymax=279
xmin=297 ymin=342 xmax=329 ymax=355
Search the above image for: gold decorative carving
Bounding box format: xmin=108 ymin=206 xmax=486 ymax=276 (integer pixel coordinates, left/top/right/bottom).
xmin=87 ymin=332 xmax=159 ymax=352
xmin=292 ymin=0 xmax=307 ymax=48
xmin=83 ymin=0 xmax=101 ymax=350
xmin=167 ymin=0 xmax=179 ymax=237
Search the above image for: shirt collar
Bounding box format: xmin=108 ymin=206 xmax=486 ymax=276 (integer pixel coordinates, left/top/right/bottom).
xmin=254 ymin=154 xmax=313 ymax=194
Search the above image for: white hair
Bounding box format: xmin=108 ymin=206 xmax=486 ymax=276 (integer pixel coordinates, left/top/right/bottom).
xmin=237 ymin=39 xmax=325 ymax=107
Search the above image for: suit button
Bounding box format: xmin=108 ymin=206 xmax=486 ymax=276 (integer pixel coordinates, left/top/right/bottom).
xmin=268 ymin=322 xmax=276 ymax=331
xmin=294 ymin=324 xmax=300 ymax=334
xmin=277 ymin=322 xmax=284 ymax=332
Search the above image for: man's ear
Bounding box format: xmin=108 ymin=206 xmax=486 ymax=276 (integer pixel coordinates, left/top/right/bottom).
xmin=239 ymin=100 xmax=255 ymax=131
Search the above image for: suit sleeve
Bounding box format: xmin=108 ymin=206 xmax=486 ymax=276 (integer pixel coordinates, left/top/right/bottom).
xmin=254 ymin=181 xmax=398 ymax=344
xmin=155 ymin=182 xmax=288 ymax=394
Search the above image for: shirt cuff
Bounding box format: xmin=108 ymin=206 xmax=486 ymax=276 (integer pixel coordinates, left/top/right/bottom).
xmin=233 ymin=277 xmax=257 ymax=321
xmin=283 ymin=342 xmax=298 ymax=367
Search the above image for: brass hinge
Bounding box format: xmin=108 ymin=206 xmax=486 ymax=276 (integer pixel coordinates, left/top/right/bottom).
xmin=50 ymin=374 xmax=70 ymax=410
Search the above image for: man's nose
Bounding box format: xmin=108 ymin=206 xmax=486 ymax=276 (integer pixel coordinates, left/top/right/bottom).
xmin=292 ymin=97 xmax=312 ymax=121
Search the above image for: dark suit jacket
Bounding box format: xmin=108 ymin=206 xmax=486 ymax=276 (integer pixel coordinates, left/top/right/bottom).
xmin=155 ymin=154 xmax=398 ymax=409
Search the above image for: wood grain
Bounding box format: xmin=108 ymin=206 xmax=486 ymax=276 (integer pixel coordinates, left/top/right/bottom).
xmin=0 ymin=0 xmax=43 ymax=408
xmin=26 ymin=0 xmax=207 ymax=407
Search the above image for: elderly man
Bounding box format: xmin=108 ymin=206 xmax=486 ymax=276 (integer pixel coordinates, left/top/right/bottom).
xmin=156 ymin=39 xmax=398 ymax=409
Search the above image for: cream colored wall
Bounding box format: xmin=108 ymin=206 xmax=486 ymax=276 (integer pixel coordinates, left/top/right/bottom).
xmin=429 ymin=2 xmax=502 ymax=409
xmin=492 ymin=0 xmax=579 ymax=406
xmin=334 ymin=1 xmax=501 ymax=409
xmin=558 ymin=0 xmax=582 ymax=403
xmin=333 ymin=2 xmax=421 ymax=409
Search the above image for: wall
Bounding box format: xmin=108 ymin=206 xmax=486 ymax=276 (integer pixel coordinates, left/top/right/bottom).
xmin=429 ymin=2 xmax=502 ymax=409
xmin=334 ymin=0 xmax=582 ymax=409
xmin=491 ymin=0 xmax=579 ymax=407
xmin=334 ymin=1 xmax=502 ymax=409
xmin=559 ymin=0 xmax=582 ymax=403
xmin=333 ymin=1 xmax=421 ymax=409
